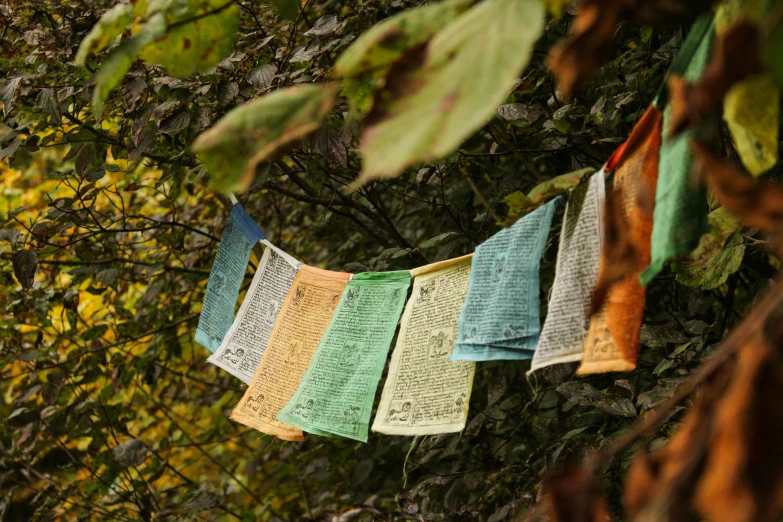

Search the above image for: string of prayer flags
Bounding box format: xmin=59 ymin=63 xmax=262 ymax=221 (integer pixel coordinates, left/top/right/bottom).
xmin=195 ymin=203 xmax=265 ymax=352
xmin=207 ymin=242 xmax=303 ymax=383
xmin=449 ymin=198 xmax=561 ymax=362
xmin=373 ymin=255 xmax=475 ymax=436
xmin=529 ymin=170 xmax=605 ymax=373
xmin=277 ymin=271 xmax=412 ymax=442
xmin=641 ymin=14 xmax=714 ymax=285
xmin=716 ymin=0 xmax=779 ymax=176
xmin=579 ymin=106 xmax=663 ymax=375
xmin=230 ymin=266 xmax=351 ymax=441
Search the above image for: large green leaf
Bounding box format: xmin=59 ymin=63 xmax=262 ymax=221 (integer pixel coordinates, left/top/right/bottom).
xmin=354 ymin=0 xmax=545 ymax=188
xmin=74 ymin=4 xmax=133 ymax=66
xmin=501 ymin=167 xmax=593 ymax=225
xmin=672 ymin=208 xmax=746 ymax=289
xmin=192 ymin=84 xmax=337 ymax=192
xmin=764 ymin=0 xmax=783 ymax=85
xmin=334 ymin=0 xmax=473 ymax=79
xmin=92 ymin=13 xmax=166 ymax=118
xmin=139 ymin=0 xmax=240 ymax=78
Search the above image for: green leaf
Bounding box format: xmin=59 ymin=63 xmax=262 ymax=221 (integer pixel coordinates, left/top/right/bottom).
xmin=83 ymin=324 xmax=109 ymax=341
xmin=672 ymin=208 xmax=745 ymax=289
xmin=545 ymin=0 xmax=573 ymax=16
xmin=92 ymin=13 xmax=166 ymax=117
xmin=354 ymin=0 xmax=545 ymax=188
xmin=139 ymin=0 xmax=240 ymax=78
xmin=501 ymin=167 xmax=593 ymax=224
xmin=334 ymin=0 xmax=473 ymax=79
xmin=419 ymin=231 xmax=459 ymax=248
xmin=764 ymin=0 xmax=783 ymax=85
xmin=75 ymin=4 xmax=133 ymax=66
xmin=272 ymin=0 xmax=300 ymax=20
xmin=192 ymin=84 xmax=337 ymax=192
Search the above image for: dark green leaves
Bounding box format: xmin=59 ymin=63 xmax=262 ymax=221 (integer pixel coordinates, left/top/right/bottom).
xmin=12 ymin=249 xmax=37 ymax=289
xmin=192 ymin=84 xmax=338 ymax=192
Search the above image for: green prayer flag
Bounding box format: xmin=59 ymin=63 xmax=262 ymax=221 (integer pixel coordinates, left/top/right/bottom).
xmin=277 ymin=270 xmax=412 ymax=442
xmin=641 ymin=15 xmax=714 ymax=285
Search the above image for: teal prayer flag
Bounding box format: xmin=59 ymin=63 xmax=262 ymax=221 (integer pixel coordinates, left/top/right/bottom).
xmin=449 ymin=197 xmax=561 ymax=362
xmin=195 ymin=204 xmax=264 ymax=352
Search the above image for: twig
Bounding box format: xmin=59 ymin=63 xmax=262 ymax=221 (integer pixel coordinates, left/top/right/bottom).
xmin=587 ymin=275 xmax=783 ymax=472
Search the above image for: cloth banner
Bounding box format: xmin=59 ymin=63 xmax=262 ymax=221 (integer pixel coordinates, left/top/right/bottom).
xmin=449 ymin=198 xmax=561 ymax=362
xmin=207 ymin=241 xmax=302 ymax=383
xmin=642 ymin=14 xmax=714 ymax=285
xmin=373 ymin=255 xmax=475 ymax=436
xmin=230 ymin=266 xmax=351 ymax=441
xmin=277 ymin=271 xmax=412 ymax=442
xmin=195 ymin=203 xmax=265 ymax=352
xmin=529 ymin=170 xmax=605 ymax=373
xmin=579 ymin=106 xmax=662 ymax=375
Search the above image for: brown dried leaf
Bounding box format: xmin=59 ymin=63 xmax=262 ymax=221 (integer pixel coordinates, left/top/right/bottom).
xmin=590 ymin=186 xmax=636 ymax=316
xmin=546 ymin=1 xmax=619 ymax=99
xmin=548 ymin=0 xmax=718 ymax=98
xmin=692 ymin=140 xmax=783 ymax=233
xmin=624 ymin=367 xmax=730 ymax=522
xmin=669 ymin=20 xmax=764 ymax=137
xmin=693 ymin=324 xmax=783 ymax=522
xmin=543 ymin=466 xmax=610 ymax=522
xmin=628 ymin=0 xmax=718 ymax=26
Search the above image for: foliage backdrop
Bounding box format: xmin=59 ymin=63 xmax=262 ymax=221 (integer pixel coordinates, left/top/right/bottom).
xmin=0 ymin=0 xmax=779 ymax=520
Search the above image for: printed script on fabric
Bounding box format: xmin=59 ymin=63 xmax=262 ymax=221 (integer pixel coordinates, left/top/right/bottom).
xmin=450 ymin=198 xmax=560 ymax=362
xmin=530 ymin=170 xmax=605 ymax=373
xmin=277 ymin=271 xmax=411 ymax=442
xmin=229 ymin=266 xmax=350 ymax=441
xmin=195 ymin=205 xmax=260 ymax=353
xmin=579 ymin=106 xmax=662 ymax=375
xmin=208 ymin=242 xmax=302 ymax=383
xmin=642 ymin=16 xmax=713 ymax=284
xmin=373 ymin=256 xmax=475 ymax=436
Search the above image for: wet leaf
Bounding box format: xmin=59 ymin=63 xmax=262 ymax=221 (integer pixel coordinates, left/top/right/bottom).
xmin=192 ymin=84 xmax=337 ymax=192
xmin=113 ymin=438 xmax=147 ymax=467
xmin=304 ymin=15 xmax=342 ymax=37
xmin=12 ymin=249 xmax=38 ymax=289
xmin=355 ymin=0 xmax=545 ymax=187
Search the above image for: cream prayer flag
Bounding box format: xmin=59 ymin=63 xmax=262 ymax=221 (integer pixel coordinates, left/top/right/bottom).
xmin=208 ymin=241 xmax=302 ymax=383
xmin=373 ymin=255 xmax=475 ymax=436
xmin=229 ymin=266 xmax=350 ymax=441
xmin=529 ymin=170 xmax=605 ymax=373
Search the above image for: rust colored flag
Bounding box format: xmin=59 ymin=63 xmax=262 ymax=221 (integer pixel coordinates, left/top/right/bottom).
xmin=578 ymin=105 xmax=662 ymax=375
